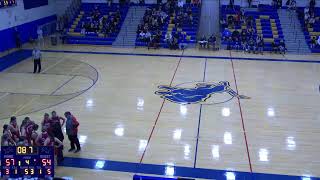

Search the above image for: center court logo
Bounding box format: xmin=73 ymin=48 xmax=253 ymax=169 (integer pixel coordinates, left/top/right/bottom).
xmin=155 ymin=81 xmax=250 ymax=105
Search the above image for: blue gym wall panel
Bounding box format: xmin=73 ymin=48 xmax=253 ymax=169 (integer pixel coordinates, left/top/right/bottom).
xmin=23 ymin=0 xmax=48 ymax=10
xmin=0 ymin=15 xmax=56 ymax=52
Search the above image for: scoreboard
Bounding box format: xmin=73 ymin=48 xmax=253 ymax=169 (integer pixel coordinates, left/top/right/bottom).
xmin=1 ymin=146 xmax=54 ymax=178
xmin=0 ymin=0 xmax=17 ymax=8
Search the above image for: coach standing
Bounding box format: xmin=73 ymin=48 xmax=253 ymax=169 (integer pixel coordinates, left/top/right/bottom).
xmin=64 ymin=112 xmax=81 ymax=153
xmin=32 ymin=47 xmax=42 ymax=73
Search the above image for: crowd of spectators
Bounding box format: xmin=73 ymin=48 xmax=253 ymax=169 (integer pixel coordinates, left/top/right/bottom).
xmin=137 ymin=5 xmax=168 ymax=49
xmin=137 ymin=0 xmax=200 ymax=50
xmin=80 ymin=5 xmax=122 ymax=37
xmin=221 ymin=6 xmax=286 ymax=54
xmin=300 ymin=0 xmax=317 ymax=29
xmin=1 ymin=111 xmax=81 ymax=164
xmin=296 ymin=0 xmax=320 ymax=49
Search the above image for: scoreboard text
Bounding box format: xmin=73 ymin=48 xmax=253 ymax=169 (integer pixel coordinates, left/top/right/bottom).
xmin=1 ymin=146 xmax=54 ymax=178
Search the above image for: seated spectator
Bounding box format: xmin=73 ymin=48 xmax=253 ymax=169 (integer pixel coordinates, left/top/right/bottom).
xmin=242 ymin=39 xmax=247 ymax=52
xmin=240 ymin=9 xmax=245 ymax=22
xmin=317 ymin=36 xmax=320 ymax=47
xmin=80 ymin=22 xmax=86 ymax=35
xmin=272 ymin=0 xmax=277 ymax=9
xmin=234 ymin=38 xmax=241 ymax=51
xmin=165 ymin=32 xmax=173 ymax=46
xmin=248 ymin=0 xmax=252 ymax=7
xmin=188 ymin=14 xmax=193 ymax=25
xmin=220 ymin=19 xmax=227 ymax=29
xmin=227 ymin=37 xmax=233 ymax=50
xmin=199 ymin=35 xmax=208 ymax=48
xmin=227 ymin=15 xmax=235 ymax=28
xmin=107 ymin=0 xmax=112 ymax=6
xmin=279 ymin=39 xmax=286 ymax=54
xmin=178 ymin=0 xmax=184 ymax=9
xmin=222 ymin=28 xmax=231 ymax=41
xmin=308 ymin=16 xmax=315 ymax=28
xmin=229 ymin=0 xmax=235 ymax=9
xmin=179 ymin=32 xmax=188 ymax=50
xmin=232 ymin=29 xmax=240 ymax=41
xmin=145 ymin=31 xmax=152 ymax=42
xmin=310 ymin=0 xmax=316 ymax=10
xmin=192 ymin=0 xmax=201 ymax=7
xmin=247 ymin=27 xmax=255 ymax=38
xmin=271 ymin=41 xmax=279 ymax=53
xmin=241 ymin=29 xmax=247 ymax=40
xmin=246 ymin=16 xmax=254 ymax=27
xmin=248 ymin=38 xmax=256 ymax=53
xmin=257 ymin=36 xmax=264 ymax=54
xmin=171 ymin=37 xmax=179 ymax=50
xmin=208 ymin=34 xmax=217 ymax=49
xmin=288 ymin=0 xmax=296 ymax=10
xmin=310 ymin=36 xmax=316 ymax=48
xmin=139 ymin=31 xmax=146 ymax=41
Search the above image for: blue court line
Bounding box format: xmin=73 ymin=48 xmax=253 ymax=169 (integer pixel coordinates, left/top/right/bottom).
xmin=38 ymin=49 xmax=320 ymax=64
xmin=59 ymin=156 xmax=320 ymax=180
xmin=193 ymin=58 xmax=207 ymax=168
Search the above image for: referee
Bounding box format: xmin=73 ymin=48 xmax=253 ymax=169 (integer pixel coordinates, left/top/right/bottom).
xmin=32 ymin=47 xmax=42 ymax=73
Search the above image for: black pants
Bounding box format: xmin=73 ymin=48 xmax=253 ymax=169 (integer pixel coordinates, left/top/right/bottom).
xmin=68 ymin=135 xmax=81 ymax=150
xmin=33 ymin=59 xmax=41 ymax=73
xmin=56 ymin=136 xmax=64 ymax=163
xmin=56 ymin=146 xmax=64 ymax=163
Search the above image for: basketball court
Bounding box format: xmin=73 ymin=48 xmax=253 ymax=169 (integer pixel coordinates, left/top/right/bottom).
xmin=0 ymin=44 xmax=319 ymax=179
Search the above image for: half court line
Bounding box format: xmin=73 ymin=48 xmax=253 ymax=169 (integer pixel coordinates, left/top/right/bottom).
xmin=229 ymin=51 xmax=253 ymax=172
xmin=139 ymin=50 xmax=184 ymax=164
xmin=193 ymin=58 xmax=207 ymax=168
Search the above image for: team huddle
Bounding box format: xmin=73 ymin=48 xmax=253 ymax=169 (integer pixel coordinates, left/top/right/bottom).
xmin=1 ymin=111 xmax=81 ymax=164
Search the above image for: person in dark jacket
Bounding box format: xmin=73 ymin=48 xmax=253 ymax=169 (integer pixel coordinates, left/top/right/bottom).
xmin=14 ymin=27 xmax=21 ymax=48
xmin=64 ymin=112 xmax=81 ymax=153
xmin=51 ymin=111 xmax=65 ymax=163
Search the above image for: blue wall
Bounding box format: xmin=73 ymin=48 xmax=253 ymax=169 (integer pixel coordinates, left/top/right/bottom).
xmin=0 ymin=15 xmax=56 ymax=52
xmin=23 ymin=0 xmax=49 ymax=10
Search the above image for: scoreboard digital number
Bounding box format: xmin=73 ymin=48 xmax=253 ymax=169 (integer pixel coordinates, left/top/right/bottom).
xmin=0 ymin=0 xmax=17 ymax=8
xmin=1 ymin=146 xmax=54 ymax=178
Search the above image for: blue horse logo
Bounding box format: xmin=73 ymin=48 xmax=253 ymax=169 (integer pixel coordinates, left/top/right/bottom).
xmin=155 ymin=81 xmax=250 ymax=104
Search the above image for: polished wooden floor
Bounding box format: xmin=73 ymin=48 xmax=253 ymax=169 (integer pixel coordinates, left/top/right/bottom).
xmin=0 ymin=44 xmax=319 ymax=179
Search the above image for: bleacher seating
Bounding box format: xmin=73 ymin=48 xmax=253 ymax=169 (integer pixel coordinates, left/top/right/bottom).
xmin=67 ymin=3 xmax=129 ymax=45
xmin=297 ymin=7 xmax=320 ymax=53
xmin=221 ymin=5 xmax=284 ymax=51
xmin=135 ymin=4 xmax=200 ymax=48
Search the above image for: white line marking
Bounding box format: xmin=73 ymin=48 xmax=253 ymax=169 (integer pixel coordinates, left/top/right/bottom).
xmin=0 ymin=93 xmax=9 ymax=101
xmin=41 ymin=58 xmax=65 ymax=74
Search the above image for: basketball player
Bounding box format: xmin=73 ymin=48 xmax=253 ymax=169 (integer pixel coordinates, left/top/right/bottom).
xmin=41 ymin=113 xmax=52 ymax=131
xmin=51 ymin=111 xmax=66 ymax=127
xmin=51 ymin=111 xmax=65 ymax=163
xmin=44 ymin=132 xmax=64 ymax=163
xmin=36 ymin=128 xmax=49 ymax=146
xmin=9 ymin=116 xmax=20 ymax=142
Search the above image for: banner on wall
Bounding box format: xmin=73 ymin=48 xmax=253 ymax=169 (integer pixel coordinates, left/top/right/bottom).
xmin=23 ymin=0 xmax=48 ymax=9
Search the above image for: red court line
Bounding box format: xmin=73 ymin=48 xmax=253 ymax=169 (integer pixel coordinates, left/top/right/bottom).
xmin=229 ymin=51 xmax=253 ymax=172
xmin=139 ymin=51 xmax=184 ymax=163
